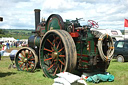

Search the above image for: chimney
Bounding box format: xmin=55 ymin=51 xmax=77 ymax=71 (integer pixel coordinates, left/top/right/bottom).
xmin=34 ymin=9 xmax=41 ymax=30
xmin=0 ymin=17 xmax=3 ymax=21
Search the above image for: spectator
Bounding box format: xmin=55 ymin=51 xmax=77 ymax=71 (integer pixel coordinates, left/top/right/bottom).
xmin=15 ymin=42 xmax=18 ymax=48
xmin=6 ymin=41 xmax=10 ymax=49
xmin=14 ymin=41 xmax=15 ymax=46
xmin=10 ymin=42 xmax=13 ymax=48
xmin=12 ymin=41 xmax=15 ymax=47
xmin=0 ymin=44 xmax=6 ymax=57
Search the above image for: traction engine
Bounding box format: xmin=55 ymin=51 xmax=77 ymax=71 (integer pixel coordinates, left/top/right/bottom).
xmin=15 ymin=9 xmax=114 ymax=78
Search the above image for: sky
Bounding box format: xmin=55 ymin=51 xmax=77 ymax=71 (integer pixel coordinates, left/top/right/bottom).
xmin=0 ymin=0 xmax=128 ymax=30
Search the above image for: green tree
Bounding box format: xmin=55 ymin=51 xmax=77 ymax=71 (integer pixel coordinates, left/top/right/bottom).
xmin=0 ymin=29 xmax=4 ymax=34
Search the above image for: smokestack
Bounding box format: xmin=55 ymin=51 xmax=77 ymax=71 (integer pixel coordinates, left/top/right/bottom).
xmin=34 ymin=9 xmax=41 ymax=30
xmin=0 ymin=17 xmax=3 ymax=21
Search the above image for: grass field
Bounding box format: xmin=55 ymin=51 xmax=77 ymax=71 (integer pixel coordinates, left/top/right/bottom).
xmin=0 ymin=56 xmax=128 ymax=85
xmin=0 ymin=56 xmax=53 ymax=85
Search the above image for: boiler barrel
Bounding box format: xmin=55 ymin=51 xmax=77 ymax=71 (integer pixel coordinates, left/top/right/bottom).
xmin=28 ymin=35 xmax=41 ymax=48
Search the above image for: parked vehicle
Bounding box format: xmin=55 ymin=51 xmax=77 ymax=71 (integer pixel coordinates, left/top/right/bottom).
xmin=92 ymin=29 xmax=124 ymax=42
xmin=114 ymin=40 xmax=128 ymax=62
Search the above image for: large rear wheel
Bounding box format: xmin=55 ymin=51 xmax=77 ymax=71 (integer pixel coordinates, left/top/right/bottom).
xmin=39 ymin=30 xmax=77 ymax=78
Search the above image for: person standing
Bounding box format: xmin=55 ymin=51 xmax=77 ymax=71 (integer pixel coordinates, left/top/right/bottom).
xmin=6 ymin=41 xmax=10 ymax=49
xmin=15 ymin=41 xmax=18 ymax=48
xmin=0 ymin=44 xmax=6 ymax=60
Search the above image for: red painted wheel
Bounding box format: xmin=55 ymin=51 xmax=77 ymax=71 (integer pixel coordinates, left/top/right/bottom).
xmin=39 ymin=30 xmax=77 ymax=78
xmin=15 ymin=47 xmax=38 ymax=72
xmin=87 ymin=20 xmax=99 ymax=28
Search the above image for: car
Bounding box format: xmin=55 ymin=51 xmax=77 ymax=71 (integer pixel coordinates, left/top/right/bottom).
xmin=114 ymin=39 xmax=128 ymax=62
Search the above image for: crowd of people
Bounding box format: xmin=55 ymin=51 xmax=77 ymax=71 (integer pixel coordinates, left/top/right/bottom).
xmin=0 ymin=40 xmax=27 ymax=59
xmin=5 ymin=41 xmax=19 ymax=49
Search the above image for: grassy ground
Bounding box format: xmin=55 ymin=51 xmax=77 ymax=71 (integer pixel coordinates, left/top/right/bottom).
xmin=0 ymin=56 xmax=53 ymax=85
xmin=87 ymin=59 xmax=128 ymax=85
xmin=0 ymin=56 xmax=128 ymax=85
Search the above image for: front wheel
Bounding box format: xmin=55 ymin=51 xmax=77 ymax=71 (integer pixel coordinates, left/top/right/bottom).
xmin=117 ymin=55 xmax=124 ymax=62
xmin=15 ymin=47 xmax=38 ymax=72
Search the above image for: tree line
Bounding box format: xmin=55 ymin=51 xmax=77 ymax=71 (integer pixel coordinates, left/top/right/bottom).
xmin=0 ymin=29 xmax=33 ymax=39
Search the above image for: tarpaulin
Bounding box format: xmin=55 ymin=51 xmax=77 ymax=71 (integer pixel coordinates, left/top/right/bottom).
xmin=86 ymin=73 xmax=114 ymax=83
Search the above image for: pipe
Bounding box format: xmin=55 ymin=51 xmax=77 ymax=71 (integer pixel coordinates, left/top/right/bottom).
xmin=34 ymin=9 xmax=41 ymax=30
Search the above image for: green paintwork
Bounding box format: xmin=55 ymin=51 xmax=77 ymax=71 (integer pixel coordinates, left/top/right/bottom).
xmin=45 ymin=17 xmax=61 ymax=32
xmin=75 ymin=29 xmax=98 ymax=68
xmin=41 ymin=27 xmax=45 ymax=33
xmin=34 ymin=36 xmax=41 ymax=47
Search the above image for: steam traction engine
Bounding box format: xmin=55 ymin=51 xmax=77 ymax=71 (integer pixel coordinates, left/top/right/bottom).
xmin=15 ymin=9 xmax=114 ymax=78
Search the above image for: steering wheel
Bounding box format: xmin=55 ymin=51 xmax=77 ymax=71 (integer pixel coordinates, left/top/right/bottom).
xmin=87 ymin=20 xmax=99 ymax=28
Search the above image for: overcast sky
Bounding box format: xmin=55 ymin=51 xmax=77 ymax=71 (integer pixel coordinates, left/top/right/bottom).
xmin=0 ymin=0 xmax=128 ymax=30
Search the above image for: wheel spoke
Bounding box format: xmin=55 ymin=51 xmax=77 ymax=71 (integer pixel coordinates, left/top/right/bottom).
xmin=58 ymin=64 xmax=62 ymax=72
xmin=29 ymin=63 xmax=33 ymax=69
xmin=44 ymin=57 xmax=52 ymax=61
xmin=53 ymin=65 xmax=58 ymax=76
xmin=18 ymin=61 xmax=23 ymax=63
xmin=59 ymin=55 xmax=65 ymax=57
xmin=58 ymin=47 xmax=64 ymax=52
xmin=51 ymin=47 xmax=54 ymax=51
xmin=44 ymin=48 xmax=53 ymax=52
xmin=21 ymin=52 xmax=25 ymax=57
xmin=28 ymin=61 xmax=35 ymax=65
xmin=20 ymin=63 xmax=24 ymax=67
xmin=47 ymin=64 xmax=54 ymax=71
xmin=26 ymin=64 xmax=28 ymax=71
xmin=53 ymin=35 xmax=56 ymax=39
xmin=51 ymin=59 xmax=54 ymax=65
xmin=59 ymin=59 xmax=65 ymax=65
xmin=18 ymin=57 xmax=23 ymax=60
xmin=63 ymin=58 xmax=66 ymax=65
xmin=48 ymin=53 xmax=52 ymax=56
xmin=57 ymin=40 xmax=61 ymax=49
xmin=53 ymin=37 xmax=59 ymax=47
xmin=23 ymin=65 xmax=26 ymax=70
xmin=53 ymin=39 xmax=56 ymax=47
xmin=47 ymin=39 xmax=54 ymax=46
xmin=30 ymin=58 xmax=35 ymax=61
xmin=28 ymin=53 xmax=33 ymax=59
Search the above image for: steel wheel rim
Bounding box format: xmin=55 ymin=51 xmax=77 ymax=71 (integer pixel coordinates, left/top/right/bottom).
xmin=15 ymin=48 xmax=37 ymax=72
xmin=40 ymin=33 xmax=66 ymax=78
xmin=117 ymin=56 xmax=123 ymax=62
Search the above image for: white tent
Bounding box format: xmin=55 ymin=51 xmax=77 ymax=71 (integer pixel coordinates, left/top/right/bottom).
xmin=0 ymin=37 xmax=16 ymax=42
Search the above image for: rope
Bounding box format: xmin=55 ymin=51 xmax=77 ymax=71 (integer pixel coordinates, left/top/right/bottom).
xmin=97 ymin=34 xmax=114 ymax=61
